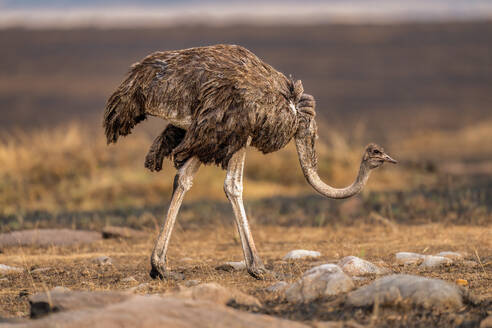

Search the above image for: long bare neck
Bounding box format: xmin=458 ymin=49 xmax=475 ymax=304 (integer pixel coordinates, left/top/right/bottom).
xmin=304 ymin=160 xmax=371 ymax=199
xmin=295 ymin=137 xmax=371 ymax=199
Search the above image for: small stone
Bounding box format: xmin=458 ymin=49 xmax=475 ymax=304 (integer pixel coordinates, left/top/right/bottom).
xmin=347 ymin=274 xmax=463 ymax=309
xmin=266 ymin=281 xmax=288 ymax=293
xmin=93 ymin=256 xmax=113 ymax=266
xmin=283 ymin=250 xmax=321 ymax=260
xmin=121 ymin=276 xmax=138 ymax=283
xmin=285 ymin=264 xmax=354 ymax=303
xmin=419 ymin=255 xmax=453 ymax=268
xmin=215 ymin=261 xmax=246 ymax=272
xmin=0 ymin=278 xmax=8 ymax=282
xmin=395 ymin=252 xmax=425 ymax=265
xmin=0 ymin=264 xmax=23 ymax=274
xmin=180 ymin=257 xmax=193 ymax=262
xmin=435 ymin=251 xmax=464 ymax=260
xmin=30 ymin=267 xmax=52 ymax=274
xmin=51 ymin=286 xmax=71 ymax=293
xmin=337 ymin=256 xmax=388 ymax=276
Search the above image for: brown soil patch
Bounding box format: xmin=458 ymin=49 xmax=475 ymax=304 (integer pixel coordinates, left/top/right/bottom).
xmin=1 ymin=224 xmax=490 ymax=327
xmin=0 ymin=229 xmax=101 ymax=249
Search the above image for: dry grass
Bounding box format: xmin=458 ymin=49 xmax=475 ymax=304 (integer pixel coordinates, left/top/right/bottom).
xmin=0 ymin=224 xmax=490 ymax=324
xmin=398 ymin=120 xmax=492 ymax=162
xmin=0 ymin=122 xmax=408 ymax=218
xmin=2 ymin=119 xmax=492 ymax=219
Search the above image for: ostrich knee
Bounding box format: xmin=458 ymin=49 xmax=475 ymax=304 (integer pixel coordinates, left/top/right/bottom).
xmin=176 ymin=169 xmax=195 ymax=193
xmin=224 ymin=175 xmax=242 ymax=199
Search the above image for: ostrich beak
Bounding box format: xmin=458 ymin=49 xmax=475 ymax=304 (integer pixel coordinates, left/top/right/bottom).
xmin=382 ymin=153 xmax=398 ymax=164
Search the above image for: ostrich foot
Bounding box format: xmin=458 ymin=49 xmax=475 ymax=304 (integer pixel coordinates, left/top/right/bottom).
xmin=247 ymin=264 xmax=272 ymax=280
xmin=149 ymin=263 xmax=184 ymax=281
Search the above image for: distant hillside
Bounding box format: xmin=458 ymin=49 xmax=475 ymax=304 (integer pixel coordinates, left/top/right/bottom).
xmin=1 ymin=21 xmax=491 ymax=141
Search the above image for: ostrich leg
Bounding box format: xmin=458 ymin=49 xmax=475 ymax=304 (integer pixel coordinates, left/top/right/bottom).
xmin=150 ymin=157 xmax=201 ymax=279
xmin=224 ymin=148 xmax=267 ymax=279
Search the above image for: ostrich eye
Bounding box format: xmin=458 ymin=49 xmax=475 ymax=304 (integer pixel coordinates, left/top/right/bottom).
xmin=373 ymin=149 xmax=381 ymax=155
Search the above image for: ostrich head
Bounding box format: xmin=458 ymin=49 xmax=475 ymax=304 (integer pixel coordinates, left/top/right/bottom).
xmin=294 ymin=101 xmax=397 ymax=199
xmin=363 ymin=143 xmax=398 ymax=169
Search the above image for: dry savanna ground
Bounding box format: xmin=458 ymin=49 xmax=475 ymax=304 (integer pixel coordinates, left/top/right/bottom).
xmin=0 ymin=224 xmax=491 ymax=327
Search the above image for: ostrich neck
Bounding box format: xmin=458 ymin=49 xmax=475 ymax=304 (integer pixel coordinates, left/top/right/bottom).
xmin=295 ymin=137 xmax=371 ymax=199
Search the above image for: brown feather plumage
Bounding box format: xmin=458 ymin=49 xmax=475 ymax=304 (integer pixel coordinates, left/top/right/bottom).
xmin=144 ymin=125 xmax=186 ymax=172
xmin=103 ymin=44 xmax=314 ymax=169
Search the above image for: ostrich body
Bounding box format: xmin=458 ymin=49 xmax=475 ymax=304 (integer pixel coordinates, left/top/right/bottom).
xmin=103 ymin=44 xmax=397 ymax=279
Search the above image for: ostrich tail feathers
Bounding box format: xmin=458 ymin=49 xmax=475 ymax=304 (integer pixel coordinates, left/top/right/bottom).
xmin=103 ymin=76 xmax=147 ymax=144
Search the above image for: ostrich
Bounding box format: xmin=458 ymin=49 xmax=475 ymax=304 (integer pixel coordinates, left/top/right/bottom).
xmin=103 ymin=44 xmax=397 ymax=280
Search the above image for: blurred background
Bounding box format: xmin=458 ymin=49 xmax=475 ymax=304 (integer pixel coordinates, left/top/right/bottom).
xmin=1 ymin=0 xmax=491 ymax=230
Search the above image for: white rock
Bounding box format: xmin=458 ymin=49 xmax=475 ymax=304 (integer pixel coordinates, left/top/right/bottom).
xmin=216 ymin=261 xmax=246 ymax=271
xmin=51 ymin=286 xmax=71 ymax=293
xmin=225 ymin=261 xmax=246 ymax=270
xmin=266 ymin=281 xmax=288 ymax=293
xmin=395 ymin=252 xmax=425 ymax=265
xmin=285 ymin=264 xmax=354 ymax=303
xmin=303 ymin=264 xmax=342 ymax=276
xmin=337 ymin=256 xmax=388 ymax=276
xmin=0 ymin=264 xmax=23 ymax=274
xmin=93 ymin=256 xmax=112 ymax=266
xmin=347 ymin=274 xmax=463 ymax=309
xmin=283 ymin=250 xmax=321 ymax=260
xmin=420 ymin=255 xmax=453 ymax=268
xmin=30 ymin=267 xmax=52 ymax=274
xmin=435 ymin=251 xmax=464 ymax=260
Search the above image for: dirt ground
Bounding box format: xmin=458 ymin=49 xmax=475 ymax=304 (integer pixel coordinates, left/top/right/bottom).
xmin=1 ymin=224 xmax=490 ymax=327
